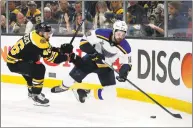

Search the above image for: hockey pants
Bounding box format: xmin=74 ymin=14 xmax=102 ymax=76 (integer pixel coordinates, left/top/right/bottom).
xmin=7 ymin=61 xmax=46 ymax=94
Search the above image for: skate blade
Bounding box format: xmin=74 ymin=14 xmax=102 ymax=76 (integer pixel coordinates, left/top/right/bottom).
xmin=51 ymin=86 xmax=68 ymax=93
xmin=72 ymin=89 xmax=80 ymax=102
xmin=33 ymin=102 xmax=50 ymax=107
xmin=51 ymin=89 xmax=66 ymax=93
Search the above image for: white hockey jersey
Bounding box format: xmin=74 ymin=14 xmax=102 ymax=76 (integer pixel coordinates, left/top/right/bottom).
xmin=80 ymin=29 xmax=132 ymax=68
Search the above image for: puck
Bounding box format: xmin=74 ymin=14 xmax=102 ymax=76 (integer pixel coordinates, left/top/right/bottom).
xmin=150 ymin=116 xmax=156 ymax=119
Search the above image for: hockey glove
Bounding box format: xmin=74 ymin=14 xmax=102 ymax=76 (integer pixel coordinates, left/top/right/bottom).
xmin=51 ymin=47 xmax=60 ymax=52
xmin=60 ymin=44 xmax=73 ymax=54
xmin=69 ymin=53 xmax=85 ymax=68
xmin=116 ymin=64 xmax=131 ymax=82
xmin=69 ymin=53 xmax=77 ymax=63
xmin=89 ymin=52 xmax=105 ymax=62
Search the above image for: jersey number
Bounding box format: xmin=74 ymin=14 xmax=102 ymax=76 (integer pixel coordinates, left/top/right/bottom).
xmin=10 ymin=35 xmax=30 ymax=55
xmin=35 ymin=16 xmax=41 ymax=24
xmin=10 ymin=40 xmax=25 ymax=55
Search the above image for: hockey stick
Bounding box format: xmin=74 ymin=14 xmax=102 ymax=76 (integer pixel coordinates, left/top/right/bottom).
xmin=69 ymin=18 xmax=85 ymax=45
xmin=51 ymin=19 xmax=85 ymax=53
xmin=102 ymin=60 xmax=182 ymax=119
xmin=69 ymin=2 xmax=92 ymax=45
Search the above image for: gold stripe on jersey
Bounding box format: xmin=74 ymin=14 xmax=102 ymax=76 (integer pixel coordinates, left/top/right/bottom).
xmin=115 ymin=8 xmax=123 ymax=14
xmin=80 ymin=41 xmax=89 ymax=46
xmin=7 ymin=54 xmax=18 ymax=60
xmin=96 ymin=35 xmax=109 ymax=42
xmin=96 ymin=64 xmax=109 ymax=68
xmin=6 ymin=55 xmax=22 ymax=64
xmin=116 ymin=45 xmax=127 ymax=54
xmin=30 ymin=30 xmax=50 ymax=49
xmin=33 ymin=78 xmax=44 ymax=83
xmin=97 ymin=64 xmax=109 ymax=68
xmin=45 ymin=52 xmax=59 ymax=62
xmin=6 ymin=59 xmax=16 ymax=64
xmin=32 ymin=78 xmax=43 ymax=88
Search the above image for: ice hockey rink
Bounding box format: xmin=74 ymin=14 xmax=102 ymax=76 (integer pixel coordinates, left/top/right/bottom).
xmin=1 ymin=83 xmax=192 ymax=127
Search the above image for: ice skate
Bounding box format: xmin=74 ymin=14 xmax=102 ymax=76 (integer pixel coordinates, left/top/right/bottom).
xmin=32 ymin=94 xmax=49 ymax=107
xmin=28 ymin=88 xmax=45 ymax=98
xmin=51 ymin=85 xmax=69 ymax=93
xmin=72 ymin=89 xmax=90 ymax=103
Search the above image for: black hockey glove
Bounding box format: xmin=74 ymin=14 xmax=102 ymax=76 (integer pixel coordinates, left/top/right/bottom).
xmin=89 ymin=52 xmax=105 ymax=62
xmin=116 ymin=64 xmax=131 ymax=82
xmin=69 ymin=53 xmax=77 ymax=63
xmin=60 ymin=44 xmax=73 ymax=54
xmin=51 ymin=47 xmax=60 ymax=52
xmin=69 ymin=53 xmax=84 ymax=68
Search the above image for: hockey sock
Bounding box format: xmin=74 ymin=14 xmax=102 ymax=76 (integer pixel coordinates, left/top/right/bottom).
xmin=32 ymin=78 xmax=44 ymax=94
xmin=60 ymin=82 xmax=70 ymax=90
xmin=93 ymin=86 xmax=117 ymax=100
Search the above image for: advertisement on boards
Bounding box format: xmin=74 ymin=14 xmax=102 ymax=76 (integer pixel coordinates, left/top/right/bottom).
xmin=1 ymin=36 xmax=192 ymax=102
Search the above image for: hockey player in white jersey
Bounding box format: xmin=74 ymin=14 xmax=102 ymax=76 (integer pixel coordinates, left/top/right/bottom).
xmin=51 ymin=20 xmax=132 ymax=103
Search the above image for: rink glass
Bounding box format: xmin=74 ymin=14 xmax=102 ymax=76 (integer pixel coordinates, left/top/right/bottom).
xmin=0 ymin=0 xmax=191 ymax=40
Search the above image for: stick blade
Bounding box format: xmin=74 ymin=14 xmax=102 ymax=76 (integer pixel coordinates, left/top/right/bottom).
xmin=173 ymin=114 xmax=182 ymax=119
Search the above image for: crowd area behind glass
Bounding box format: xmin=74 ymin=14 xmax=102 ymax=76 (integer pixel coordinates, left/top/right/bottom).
xmin=0 ymin=0 xmax=192 ymax=40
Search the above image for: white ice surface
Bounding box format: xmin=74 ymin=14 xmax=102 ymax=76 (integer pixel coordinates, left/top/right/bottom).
xmin=1 ymin=83 xmax=192 ymax=127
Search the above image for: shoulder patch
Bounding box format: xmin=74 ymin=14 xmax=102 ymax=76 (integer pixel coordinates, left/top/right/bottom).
xmin=40 ymin=38 xmax=47 ymax=44
xmin=30 ymin=31 xmax=50 ymax=49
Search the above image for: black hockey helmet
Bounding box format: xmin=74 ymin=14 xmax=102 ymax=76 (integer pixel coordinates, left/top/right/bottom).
xmin=35 ymin=22 xmax=52 ymax=33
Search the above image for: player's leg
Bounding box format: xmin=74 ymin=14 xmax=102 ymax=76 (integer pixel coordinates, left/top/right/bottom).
xmin=70 ymin=55 xmax=99 ymax=103
xmin=22 ymin=75 xmax=32 ymax=86
xmin=21 ymin=74 xmax=45 ymax=98
xmin=93 ymin=68 xmax=117 ymax=100
xmin=22 ymin=75 xmax=33 ymax=97
xmin=51 ymin=55 xmax=97 ymax=103
xmin=7 ymin=62 xmax=49 ymax=105
xmin=51 ymin=65 xmax=94 ymax=103
xmin=7 ymin=62 xmax=33 ymax=92
xmin=70 ymin=66 xmax=95 ymax=103
xmin=51 ymin=66 xmax=89 ymax=92
xmin=29 ymin=63 xmax=49 ymax=105
xmin=51 ymin=54 xmax=96 ymax=92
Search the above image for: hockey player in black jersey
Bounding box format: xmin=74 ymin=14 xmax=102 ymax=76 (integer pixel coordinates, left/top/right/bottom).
xmin=6 ymin=22 xmax=73 ymax=106
xmin=51 ymin=20 xmax=132 ymax=103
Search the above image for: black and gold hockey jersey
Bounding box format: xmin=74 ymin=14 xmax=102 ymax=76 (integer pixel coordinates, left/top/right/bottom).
xmin=26 ymin=9 xmax=41 ymax=24
xmin=7 ymin=30 xmax=66 ymax=64
xmin=9 ymin=9 xmax=20 ymax=27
